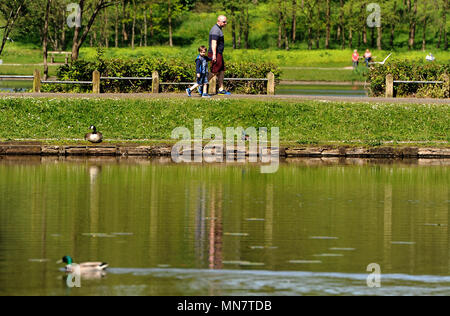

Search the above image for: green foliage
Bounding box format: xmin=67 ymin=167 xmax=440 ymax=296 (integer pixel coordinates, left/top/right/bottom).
xmin=369 ymin=60 xmax=450 ymax=98
xmin=43 ymin=56 xmax=281 ymax=94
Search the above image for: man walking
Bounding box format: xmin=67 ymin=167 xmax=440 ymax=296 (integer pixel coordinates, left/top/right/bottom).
xmin=208 ymin=15 xmax=231 ymax=95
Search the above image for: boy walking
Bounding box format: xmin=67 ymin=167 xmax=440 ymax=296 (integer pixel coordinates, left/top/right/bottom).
xmin=186 ymin=46 xmax=211 ymax=98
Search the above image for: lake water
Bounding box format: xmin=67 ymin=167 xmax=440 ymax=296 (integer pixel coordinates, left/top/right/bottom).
xmin=0 ymin=80 xmax=32 ymax=93
xmin=0 ymin=157 xmax=449 ymax=296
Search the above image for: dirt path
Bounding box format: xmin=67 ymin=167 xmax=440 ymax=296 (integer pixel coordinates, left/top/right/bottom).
xmin=0 ymin=92 xmax=448 ymax=104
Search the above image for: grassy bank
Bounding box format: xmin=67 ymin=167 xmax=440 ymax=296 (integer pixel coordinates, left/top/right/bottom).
xmin=0 ymin=97 xmax=448 ymax=146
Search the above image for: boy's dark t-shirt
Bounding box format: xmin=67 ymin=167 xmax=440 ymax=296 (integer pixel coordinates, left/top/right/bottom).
xmin=208 ymin=24 xmax=224 ymax=54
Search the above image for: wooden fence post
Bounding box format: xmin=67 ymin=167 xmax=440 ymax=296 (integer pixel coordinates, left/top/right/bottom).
xmin=33 ymin=69 xmax=41 ymax=93
xmin=208 ymin=75 xmax=217 ymax=95
xmin=267 ymin=72 xmax=275 ymax=95
xmin=443 ymin=74 xmax=449 ymax=98
xmin=386 ymin=74 xmax=394 ymax=98
xmin=152 ymin=71 xmax=159 ymax=93
xmin=92 ymin=70 xmax=100 ymax=94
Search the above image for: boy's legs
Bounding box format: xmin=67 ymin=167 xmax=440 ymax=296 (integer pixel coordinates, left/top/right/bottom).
xmin=187 ymin=83 xmax=199 ymax=96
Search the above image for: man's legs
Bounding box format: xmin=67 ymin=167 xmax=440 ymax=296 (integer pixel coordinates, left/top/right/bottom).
xmin=218 ymin=71 xmax=225 ymax=91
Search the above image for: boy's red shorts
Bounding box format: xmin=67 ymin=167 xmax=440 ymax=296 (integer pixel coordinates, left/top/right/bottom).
xmin=208 ymin=52 xmax=225 ymax=73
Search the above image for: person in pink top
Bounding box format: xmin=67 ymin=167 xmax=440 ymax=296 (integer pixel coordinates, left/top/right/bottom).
xmin=352 ymin=50 xmax=359 ymax=70
xmin=364 ymin=49 xmax=372 ymax=67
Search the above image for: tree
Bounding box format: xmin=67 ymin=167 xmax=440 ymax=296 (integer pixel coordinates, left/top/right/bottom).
xmin=71 ymin=0 xmax=117 ymax=60
xmin=43 ymin=0 xmax=51 ymax=80
xmin=407 ymin=0 xmax=418 ymax=50
xmin=0 ymin=0 xmax=28 ymax=56
xmin=325 ymin=0 xmax=330 ymax=48
xmin=443 ymin=0 xmax=448 ymax=50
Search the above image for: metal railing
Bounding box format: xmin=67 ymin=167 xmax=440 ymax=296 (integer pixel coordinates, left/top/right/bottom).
xmin=0 ymin=75 xmax=34 ymax=80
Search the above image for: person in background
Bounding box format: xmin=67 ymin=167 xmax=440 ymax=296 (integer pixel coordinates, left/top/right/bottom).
xmin=426 ymin=53 xmax=435 ymax=62
xmin=364 ymin=49 xmax=372 ymax=67
xmin=208 ymin=15 xmax=231 ymax=95
xmin=186 ymin=46 xmax=211 ymax=98
xmin=352 ymin=50 xmax=359 ymax=70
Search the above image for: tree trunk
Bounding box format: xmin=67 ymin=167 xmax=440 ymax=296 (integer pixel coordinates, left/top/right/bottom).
xmin=371 ymin=27 xmax=375 ymax=48
xmin=122 ymin=0 xmax=128 ymax=45
xmin=363 ymin=25 xmax=367 ymax=45
xmin=377 ymin=26 xmax=382 ymax=50
xmin=71 ymin=0 xmax=111 ymax=60
xmin=231 ymin=12 xmax=236 ymax=49
xmin=104 ymin=10 xmax=109 ymax=48
xmin=390 ymin=24 xmax=395 ymax=48
xmin=237 ymin=12 xmax=242 ymax=49
xmin=149 ymin=6 xmax=154 ymax=37
xmin=316 ymin=30 xmax=320 ymax=49
xmin=277 ymin=1 xmax=282 ymax=49
xmin=144 ymin=6 xmax=148 ymax=46
xmin=244 ymin=3 xmax=249 ymax=49
xmin=348 ymin=27 xmax=352 ymax=48
xmin=408 ymin=0 xmax=417 ymax=50
xmin=61 ymin=7 xmax=66 ymax=50
xmin=325 ymin=0 xmax=330 ymax=49
xmin=421 ymin=20 xmax=427 ymax=51
xmin=444 ymin=0 xmax=448 ymax=50
xmin=283 ymin=5 xmax=289 ymax=51
xmin=168 ymin=0 xmax=173 ymax=47
xmin=131 ymin=0 xmax=136 ymax=49
xmin=292 ymin=0 xmax=297 ymax=44
xmin=340 ymin=0 xmax=344 ymax=49
xmin=115 ymin=5 xmax=119 ymax=47
xmin=389 ymin=1 xmax=396 ymax=48
xmin=307 ymin=26 xmax=312 ymax=50
xmin=437 ymin=25 xmax=442 ymax=49
xmin=71 ymin=9 xmax=82 ymax=61
xmin=43 ymin=0 xmax=51 ymax=81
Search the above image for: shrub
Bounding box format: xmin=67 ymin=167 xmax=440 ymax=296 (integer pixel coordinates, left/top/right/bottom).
xmin=369 ymin=60 xmax=449 ymax=98
xmin=42 ymin=55 xmax=281 ymax=94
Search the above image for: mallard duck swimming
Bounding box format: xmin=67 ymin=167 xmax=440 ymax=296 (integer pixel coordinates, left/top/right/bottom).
xmin=58 ymin=255 xmax=108 ymax=273
xmin=85 ymin=125 xmax=103 ymax=143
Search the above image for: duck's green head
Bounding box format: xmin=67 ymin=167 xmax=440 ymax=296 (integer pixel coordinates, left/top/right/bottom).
xmin=62 ymin=255 xmax=73 ymax=265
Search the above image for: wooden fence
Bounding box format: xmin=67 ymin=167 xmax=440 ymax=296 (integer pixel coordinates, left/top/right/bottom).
xmin=25 ymin=69 xmax=276 ymax=95
xmin=385 ymin=74 xmax=449 ymax=98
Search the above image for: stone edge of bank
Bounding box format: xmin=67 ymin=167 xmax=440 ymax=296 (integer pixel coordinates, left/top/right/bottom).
xmin=0 ymin=144 xmax=449 ymax=159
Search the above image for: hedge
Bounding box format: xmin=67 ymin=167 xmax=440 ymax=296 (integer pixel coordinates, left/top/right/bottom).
xmin=42 ymin=54 xmax=281 ymax=94
xmin=369 ymin=60 xmax=449 ymax=98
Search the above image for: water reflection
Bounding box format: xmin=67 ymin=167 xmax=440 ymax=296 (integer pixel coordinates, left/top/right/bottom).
xmin=0 ymin=157 xmax=449 ymax=295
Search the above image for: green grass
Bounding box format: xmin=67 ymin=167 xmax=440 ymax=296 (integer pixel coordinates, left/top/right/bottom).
xmin=1 ymin=41 xmax=448 ymax=82
xmin=78 ymin=46 xmax=450 ymax=67
xmin=0 ymin=97 xmax=448 ymax=145
xmin=0 ymin=65 xmax=59 ymax=76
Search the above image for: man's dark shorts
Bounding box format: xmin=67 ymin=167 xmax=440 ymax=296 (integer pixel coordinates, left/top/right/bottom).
xmin=208 ymin=52 xmax=225 ymax=73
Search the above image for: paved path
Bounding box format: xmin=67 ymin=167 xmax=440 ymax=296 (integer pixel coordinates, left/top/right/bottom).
xmin=280 ymin=66 xmax=354 ymax=70
xmin=280 ymin=80 xmax=366 ymax=86
xmin=0 ymin=92 xmax=448 ymax=104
